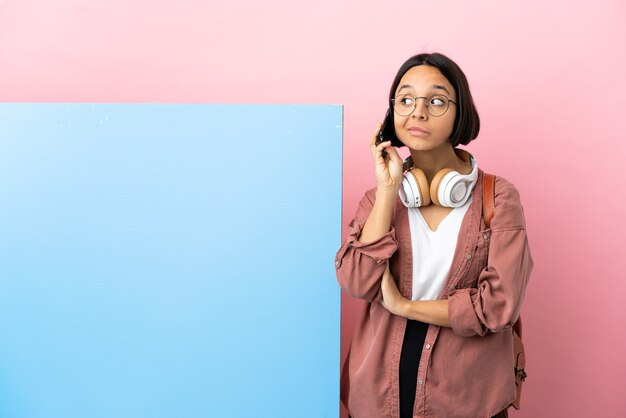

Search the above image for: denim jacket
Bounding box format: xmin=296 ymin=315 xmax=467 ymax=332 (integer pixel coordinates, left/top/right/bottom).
xmin=335 ymin=169 xmax=533 ymax=418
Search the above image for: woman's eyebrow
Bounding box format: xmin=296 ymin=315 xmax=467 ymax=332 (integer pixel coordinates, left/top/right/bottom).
xmin=432 ymin=84 xmax=451 ymax=95
xmin=397 ymin=84 xmax=452 ymax=95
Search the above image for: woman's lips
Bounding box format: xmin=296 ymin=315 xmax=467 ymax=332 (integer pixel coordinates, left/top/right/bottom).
xmin=408 ymin=126 xmax=430 ymax=136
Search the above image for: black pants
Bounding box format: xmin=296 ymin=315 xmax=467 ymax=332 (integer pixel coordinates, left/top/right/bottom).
xmin=400 ymin=320 xmax=429 ymax=418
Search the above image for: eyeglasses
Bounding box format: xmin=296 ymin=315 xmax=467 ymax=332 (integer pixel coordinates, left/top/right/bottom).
xmin=391 ymin=94 xmax=457 ymax=117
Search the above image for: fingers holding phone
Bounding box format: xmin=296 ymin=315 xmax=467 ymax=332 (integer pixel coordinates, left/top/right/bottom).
xmin=370 ymin=123 xmax=389 ymax=158
xmin=370 ymin=111 xmax=395 ymax=161
xmin=370 ymin=117 xmax=403 ymax=192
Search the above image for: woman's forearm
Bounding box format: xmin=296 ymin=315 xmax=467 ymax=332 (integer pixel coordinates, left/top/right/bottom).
xmin=400 ymin=299 xmax=450 ymax=327
xmin=381 ymin=265 xmax=451 ymax=327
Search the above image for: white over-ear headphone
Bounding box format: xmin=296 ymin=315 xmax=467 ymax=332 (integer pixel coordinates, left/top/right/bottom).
xmin=399 ymin=149 xmax=478 ymax=208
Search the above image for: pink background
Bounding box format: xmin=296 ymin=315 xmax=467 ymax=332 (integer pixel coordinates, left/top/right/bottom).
xmin=1 ymin=1 xmax=625 ymax=416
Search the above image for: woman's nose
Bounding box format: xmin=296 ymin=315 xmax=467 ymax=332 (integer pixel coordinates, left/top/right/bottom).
xmin=411 ymin=99 xmax=428 ymax=119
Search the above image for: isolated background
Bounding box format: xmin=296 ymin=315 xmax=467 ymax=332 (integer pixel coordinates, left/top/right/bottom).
xmin=1 ymin=1 xmax=625 ymax=416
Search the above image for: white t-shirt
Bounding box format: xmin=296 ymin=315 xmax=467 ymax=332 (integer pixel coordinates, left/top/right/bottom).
xmin=407 ymin=195 xmax=472 ymax=301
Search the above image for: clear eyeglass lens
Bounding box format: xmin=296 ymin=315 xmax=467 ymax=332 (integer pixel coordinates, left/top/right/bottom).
xmin=394 ymin=96 xmax=415 ymax=116
xmin=393 ymin=94 xmax=449 ymax=117
xmin=428 ymin=95 xmax=449 ymax=116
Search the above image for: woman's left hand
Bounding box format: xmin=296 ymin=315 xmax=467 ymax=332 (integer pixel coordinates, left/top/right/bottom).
xmin=380 ymin=264 xmax=408 ymax=317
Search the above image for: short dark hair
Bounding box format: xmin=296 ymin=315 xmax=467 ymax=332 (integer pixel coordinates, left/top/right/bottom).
xmin=386 ymin=52 xmax=480 ymax=147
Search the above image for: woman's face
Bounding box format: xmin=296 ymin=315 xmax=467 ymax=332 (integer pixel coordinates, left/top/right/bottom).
xmin=392 ymin=65 xmax=457 ymax=152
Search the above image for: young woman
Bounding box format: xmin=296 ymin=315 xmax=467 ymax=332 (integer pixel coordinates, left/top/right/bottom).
xmin=335 ymin=52 xmax=533 ymax=418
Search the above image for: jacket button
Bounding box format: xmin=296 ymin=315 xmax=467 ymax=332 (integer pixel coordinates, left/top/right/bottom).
xmin=425 ymin=344 xmax=431 ymax=350
xmin=466 ymin=254 xmax=472 ymax=260
xmin=418 ymin=379 xmax=423 ymax=385
xmin=483 ymin=233 xmax=489 ymax=240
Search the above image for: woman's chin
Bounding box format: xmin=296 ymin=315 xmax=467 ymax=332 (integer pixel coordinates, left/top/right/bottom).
xmin=402 ymin=139 xmax=448 ymax=153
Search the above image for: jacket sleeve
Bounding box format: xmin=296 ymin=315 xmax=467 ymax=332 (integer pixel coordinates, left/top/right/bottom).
xmin=335 ymin=188 xmax=398 ymax=303
xmin=447 ymin=176 xmax=534 ymax=337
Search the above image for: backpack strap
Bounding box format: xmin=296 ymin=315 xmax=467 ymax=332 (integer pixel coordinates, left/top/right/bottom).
xmin=482 ymin=172 xmax=495 ymax=229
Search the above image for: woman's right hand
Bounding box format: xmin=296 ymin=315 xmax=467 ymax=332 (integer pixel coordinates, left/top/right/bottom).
xmin=370 ymin=124 xmax=404 ymax=193
xmin=358 ymin=124 xmax=402 ymax=244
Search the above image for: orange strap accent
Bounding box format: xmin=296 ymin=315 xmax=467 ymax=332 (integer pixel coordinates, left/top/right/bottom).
xmin=514 ymin=316 xmax=523 ymax=339
xmin=482 ymin=172 xmax=495 ymax=229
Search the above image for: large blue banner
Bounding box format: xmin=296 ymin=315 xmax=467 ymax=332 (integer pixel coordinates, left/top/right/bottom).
xmin=0 ymin=104 xmax=342 ymax=418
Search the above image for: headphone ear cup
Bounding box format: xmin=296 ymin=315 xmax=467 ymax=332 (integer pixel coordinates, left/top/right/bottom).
xmin=411 ymin=169 xmax=430 ymax=207
xmin=399 ymin=168 xmax=430 ymax=207
xmin=430 ymin=168 xmax=454 ymax=206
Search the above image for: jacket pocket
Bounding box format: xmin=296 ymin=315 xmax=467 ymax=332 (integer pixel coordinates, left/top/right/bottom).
xmin=457 ymin=228 xmax=491 ymax=288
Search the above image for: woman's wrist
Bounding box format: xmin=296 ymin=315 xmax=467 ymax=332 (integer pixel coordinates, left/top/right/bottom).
xmin=398 ymin=298 xmax=411 ymax=318
xmin=375 ymin=187 xmax=398 ymax=202
xmin=389 ymin=295 xmax=411 ymax=318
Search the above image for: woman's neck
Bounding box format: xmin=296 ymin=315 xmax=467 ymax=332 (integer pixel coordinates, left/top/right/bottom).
xmin=409 ymin=144 xmax=472 ymax=183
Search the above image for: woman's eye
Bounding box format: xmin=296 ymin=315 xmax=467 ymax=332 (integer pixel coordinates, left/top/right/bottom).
xmin=430 ymin=97 xmax=445 ymax=106
xmin=400 ymin=97 xmax=413 ymax=106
